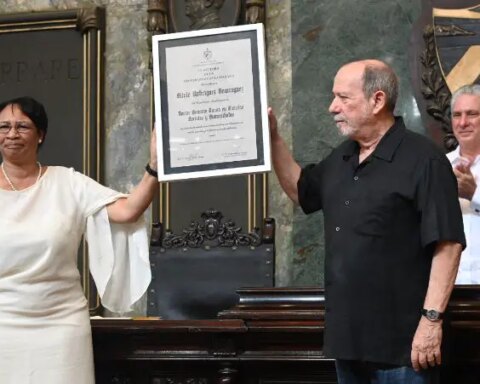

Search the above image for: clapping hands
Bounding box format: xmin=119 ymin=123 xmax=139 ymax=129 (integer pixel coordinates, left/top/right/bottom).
xmin=453 ymin=160 xmax=477 ymax=201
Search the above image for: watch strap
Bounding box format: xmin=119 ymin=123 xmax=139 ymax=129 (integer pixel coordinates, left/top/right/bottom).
xmin=145 ymin=163 xmax=158 ymax=178
xmin=421 ymin=308 xmax=443 ymax=321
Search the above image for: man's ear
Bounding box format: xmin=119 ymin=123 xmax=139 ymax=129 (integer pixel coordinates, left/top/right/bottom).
xmin=371 ymin=90 xmax=387 ymax=114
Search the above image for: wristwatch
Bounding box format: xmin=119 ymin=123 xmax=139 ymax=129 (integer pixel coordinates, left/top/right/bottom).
xmin=421 ymin=308 xmax=443 ymax=322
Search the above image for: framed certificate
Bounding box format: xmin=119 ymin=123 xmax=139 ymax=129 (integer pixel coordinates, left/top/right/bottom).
xmin=152 ymin=23 xmax=270 ymax=181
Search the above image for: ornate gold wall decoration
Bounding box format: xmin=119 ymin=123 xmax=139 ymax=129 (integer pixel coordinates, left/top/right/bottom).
xmin=420 ymin=4 xmax=480 ymax=150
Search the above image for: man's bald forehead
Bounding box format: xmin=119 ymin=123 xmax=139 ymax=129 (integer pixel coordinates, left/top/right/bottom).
xmin=335 ymin=62 xmax=365 ymax=83
xmin=339 ymin=59 xmax=388 ymax=73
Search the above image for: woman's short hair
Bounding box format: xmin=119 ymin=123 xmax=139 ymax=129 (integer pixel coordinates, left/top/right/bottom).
xmin=0 ymin=96 xmax=48 ymax=145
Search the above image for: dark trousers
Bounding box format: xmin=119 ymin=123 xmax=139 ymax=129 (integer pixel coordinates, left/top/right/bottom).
xmin=335 ymin=359 xmax=440 ymax=384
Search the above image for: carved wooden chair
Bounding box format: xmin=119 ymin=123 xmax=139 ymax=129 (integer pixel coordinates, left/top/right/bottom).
xmin=147 ymin=209 xmax=275 ymax=319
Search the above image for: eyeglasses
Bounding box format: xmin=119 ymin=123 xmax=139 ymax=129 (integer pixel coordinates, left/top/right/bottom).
xmin=0 ymin=122 xmax=34 ymax=135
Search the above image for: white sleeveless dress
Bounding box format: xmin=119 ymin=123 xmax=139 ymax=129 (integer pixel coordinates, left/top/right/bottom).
xmin=0 ymin=166 xmax=151 ymax=383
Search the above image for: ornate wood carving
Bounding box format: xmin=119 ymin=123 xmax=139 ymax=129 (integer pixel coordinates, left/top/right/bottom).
xmin=76 ymin=7 xmax=104 ymax=33
xmin=245 ymin=0 xmax=266 ymax=24
xmin=162 ymin=209 xmax=261 ymax=248
xmin=420 ymin=24 xmax=457 ymax=150
xmin=147 ymin=0 xmax=168 ymax=35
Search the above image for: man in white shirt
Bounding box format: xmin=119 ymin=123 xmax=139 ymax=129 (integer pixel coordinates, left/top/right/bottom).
xmin=448 ymin=84 xmax=480 ymax=284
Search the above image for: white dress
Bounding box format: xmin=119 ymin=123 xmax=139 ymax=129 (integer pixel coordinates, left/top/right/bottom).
xmin=0 ymin=166 xmax=151 ymax=384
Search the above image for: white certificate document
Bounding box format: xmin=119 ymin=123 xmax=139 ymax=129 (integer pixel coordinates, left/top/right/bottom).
xmin=152 ymin=24 xmax=270 ymax=181
xmin=166 ymin=39 xmax=257 ymax=167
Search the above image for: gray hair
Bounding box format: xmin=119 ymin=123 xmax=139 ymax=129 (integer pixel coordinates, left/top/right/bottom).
xmin=451 ymin=84 xmax=480 ymax=113
xmin=362 ymin=64 xmax=398 ymax=112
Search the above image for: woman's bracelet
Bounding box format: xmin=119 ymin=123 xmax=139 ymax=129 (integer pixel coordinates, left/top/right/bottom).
xmin=145 ymin=163 xmax=158 ymax=178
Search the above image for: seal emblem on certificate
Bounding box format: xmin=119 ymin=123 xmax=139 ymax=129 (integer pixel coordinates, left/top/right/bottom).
xmin=152 ymin=24 xmax=270 ymax=181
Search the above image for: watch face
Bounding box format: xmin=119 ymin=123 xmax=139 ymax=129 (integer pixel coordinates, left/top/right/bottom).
xmin=426 ymin=310 xmax=437 ymax=320
xmin=424 ymin=309 xmax=441 ymax=321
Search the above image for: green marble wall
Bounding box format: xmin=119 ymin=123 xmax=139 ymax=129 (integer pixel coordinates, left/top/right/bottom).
xmin=286 ymin=0 xmax=423 ymax=285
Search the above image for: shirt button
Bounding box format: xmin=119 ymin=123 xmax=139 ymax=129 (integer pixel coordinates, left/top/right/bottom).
xmin=345 ymin=200 xmax=350 ymax=206
xmin=353 ymin=176 xmax=359 ymax=181
xmin=335 ymin=226 xmax=341 ymax=232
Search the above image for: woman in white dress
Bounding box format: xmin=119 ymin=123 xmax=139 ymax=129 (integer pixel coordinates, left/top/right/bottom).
xmin=0 ymin=97 xmax=158 ymax=383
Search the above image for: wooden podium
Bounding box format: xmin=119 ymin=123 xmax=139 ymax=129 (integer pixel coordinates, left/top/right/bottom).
xmin=91 ymin=287 xmax=480 ymax=383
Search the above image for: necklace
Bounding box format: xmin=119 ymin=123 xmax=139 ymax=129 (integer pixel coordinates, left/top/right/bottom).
xmin=1 ymin=162 xmax=42 ymax=191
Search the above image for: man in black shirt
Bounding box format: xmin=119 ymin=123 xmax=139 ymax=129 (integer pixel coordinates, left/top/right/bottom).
xmin=269 ymin=59 xmax=465 ymax=384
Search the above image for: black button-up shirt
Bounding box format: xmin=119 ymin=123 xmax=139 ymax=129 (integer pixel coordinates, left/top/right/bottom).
xmin=298 ymin=117 xmax=465 ymax=366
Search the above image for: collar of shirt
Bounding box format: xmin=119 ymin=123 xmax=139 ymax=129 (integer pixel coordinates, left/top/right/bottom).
xmin=447 ymin=146 xmax=480 ymax=168
xmin=341 ymin=116 xmax=406 ymax=162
